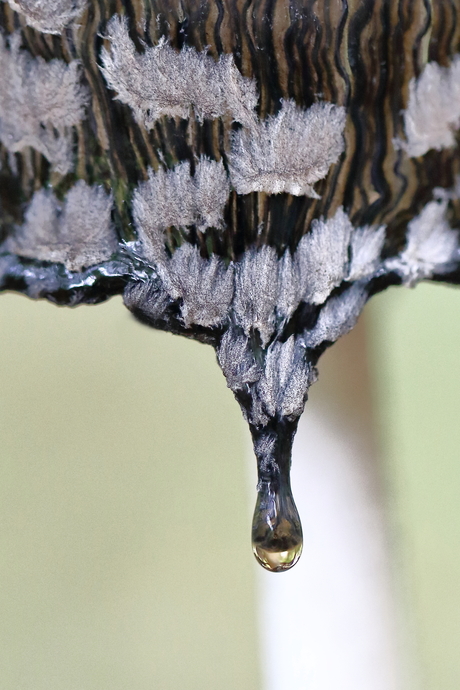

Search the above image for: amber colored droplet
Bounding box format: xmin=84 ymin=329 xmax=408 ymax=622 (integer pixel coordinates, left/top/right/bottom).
xmin=251 ymin=477 xmax=303 ymax=572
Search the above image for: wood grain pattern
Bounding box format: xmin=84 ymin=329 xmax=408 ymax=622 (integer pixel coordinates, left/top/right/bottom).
xmin=1 ymin=0 xmax=460 ymax=295
xmin=4 ymin=2 xmax=460 ymax=543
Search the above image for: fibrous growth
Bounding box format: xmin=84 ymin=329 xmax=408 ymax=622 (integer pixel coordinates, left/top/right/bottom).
xmin=2 ymin=0 xmax=87 ymax=34
xmin=0 ymin=32 xmax=88 ymax=174
xmin=132 ymin=158 xmax=230 ymax=264
xmin=228 ymin=100 xmax=346 ymax=197
xmin=401 ymin=55 xmax=460 ymax=157
xmin=100 ymin=15 xmax=258 ymax=128
xmin=4 ymin=181 xmax=116 ymax=271
xmin=2 ymin=2 xmax=460 ymax=571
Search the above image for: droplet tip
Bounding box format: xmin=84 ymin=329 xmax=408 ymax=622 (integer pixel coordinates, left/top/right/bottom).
xmin=252 ymin=542 xmax=303 ymax=572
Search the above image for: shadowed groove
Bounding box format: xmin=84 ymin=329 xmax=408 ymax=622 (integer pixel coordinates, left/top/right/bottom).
xmin=240 ymin=0 xmax=259 ymax=101
xmin=366 ymin=2 xmax=392 ymax=226
xmin=304 ymin=1 xmax=323 ymax=105
xmin=260 ymin=0 xmax=284 ymax=114
xmin=213 ymin=0 xmax=225 ymax=52
xmin=447 ymin=0 xmax=458 ymax=54
xmin=2 ymin=0 xmax=460 ymax=264
xmin=412 ymin=0 xmax=432 ymax=74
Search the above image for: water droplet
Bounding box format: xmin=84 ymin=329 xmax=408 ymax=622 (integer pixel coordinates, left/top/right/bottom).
xmin=251 ymin=477 xmax=303 ymax=572
xmin=250 ymin=425 xmax=303 ymax=572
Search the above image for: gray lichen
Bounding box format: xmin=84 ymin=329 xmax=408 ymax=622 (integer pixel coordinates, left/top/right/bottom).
xmin=385 ymin=199 xmax=459 ymax=285
xmin=132 ymin=158 xmax=230 ymax=263
xmin=3 ymin=181 xmax=117 ymax=271
xmin=302 ymin=283 xmax=368 ymax=349
xmin=3 ymin=0 xmax=87 ymax=34
xmin=167 ymin=244 xmax=234 ymax=328
xmin=233 ymin=245 xmax=279 ymax=347
xmin=296 ymin=207 xmax=352 ymax=304
xmin=400 ymin=55 xmax=460 ymax=158
xmin=0 ymin=33 xmax=88 ymax=174
xmin=100 ymin=15 xmax=258 ymax=129
xmin=228 ymin=99 xmax=346 ymax=197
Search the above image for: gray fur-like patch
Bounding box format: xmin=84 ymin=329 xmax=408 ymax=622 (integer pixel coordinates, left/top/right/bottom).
xmin=131 ymin=202 xmax=387 ymax=345
xmin=233 ymin=245 xmax=278 ymax=346
xmin=167 ymin=244 xmax=234 ymax=328
xmin=217 ymin=330 xmax=262 ymax=392
xmin=302 ymin=283 xmax=368 ymax=349
xmin=348 ymin=224 xmax=386 ymax=281
xmin=3 ymin=0 xmax=87 ymax=34
xmin=276 ymin=211 xmax=379 ymax=321
xmin=252 ymin=433 xmax=278 ymax=476
xmin=4 ymin=181 xmax=117 ymax=271
xmin=132 ymin=158 xmax=230 ymax=263
xmin=276 ymin=249 xmax=301 ymax=322
xmin=228 ymin=99 xmax=346 ymax=197
xmin=400 ymin=56 xmax=460 ymax=157
xmin=433 ymin=175 xmax=460 ymax=202
xmin=0 ymin=33 xmax=88 ymax=174
xmin=252 ymin=336 xmax=314 ymax=426
xmin=193 ymin=157 xmax=231 ymax=231
xmin=385 ymin=199 xmax=459 ymax=285
xmin=296 ymin=206 xmax=352 ymax=304
xmin=100 ymin=15 xmax=258 ymax=128
xmin=123 ymin=279 xmax=172 ymax=323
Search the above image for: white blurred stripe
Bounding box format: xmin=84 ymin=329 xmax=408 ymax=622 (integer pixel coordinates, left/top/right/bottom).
xmin=255 ymin=407 xmax=408 ymax=690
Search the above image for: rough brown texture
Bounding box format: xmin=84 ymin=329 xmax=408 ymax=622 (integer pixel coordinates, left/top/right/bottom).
xmin=0 ymin=0 xmax=460 ymax=261
xmin=2 ymin=2 xmax=460 ymax=497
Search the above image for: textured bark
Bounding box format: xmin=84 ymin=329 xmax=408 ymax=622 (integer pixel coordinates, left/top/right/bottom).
xmin=2 ymin=1 xmax=460 ymax=389
xmin=2 ymin=3 xmax=460 ymax=563
xmin=1 ymin=0 xmax=460 ymax=268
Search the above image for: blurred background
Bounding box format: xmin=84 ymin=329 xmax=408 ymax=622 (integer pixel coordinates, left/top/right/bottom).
xmin=1 ymin=280 xmax=460 ymax=689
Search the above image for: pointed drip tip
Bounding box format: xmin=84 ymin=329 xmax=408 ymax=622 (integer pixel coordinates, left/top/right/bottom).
xmin=252 ymin=477 xmax=303 ymax=571
xmin=250 ymin=424 xmax=303 ymax=572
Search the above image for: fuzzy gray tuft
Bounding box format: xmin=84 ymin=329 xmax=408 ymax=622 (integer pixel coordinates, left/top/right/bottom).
xmin=275 ymin=212 xmax=380 ymax=321
xmin=228 ymin=99 xmax=346 ymax=197
xmin=4 ymin=181 xmax=117 ymax=271
xmin=3 ymin=0 xmax=87 ymax=34
xmin=132 ymin=158 xmax=230 ymax=263
xmin=296 ymin=206 xmax=352 ymax=304
xmin=233 ymin=245 xmax=279 ymax=347
xmin=252 ymin=336 xmax=315 ymax=426
xmin=100 ymin=15 xmax=258 ymax=129
xmin=302 ymin=283 xmax=368 ymax=349
xmin=385 ymin=199 xmax=459 ymax=285
xmin=217 ymin=330 xmax=262 ymax=392
xmin=123 ymin=280 xmax=172 ymax=324
xmin=167 ymin=244 xmax=234 ymax=328
xmin=0 ymin=33 xmax=88 ymax=174
xmin=348 ymin=224 xmax=386 ymax=281
xmin=252 ymin=434 xmax=278 ymax=475
xmin=193 ymin=157 xmax=231 ymax=230
xmin=276 ymin=249 xmax=302 ymax=322
xmin=400 ymin=56 xmax=460 ymax=157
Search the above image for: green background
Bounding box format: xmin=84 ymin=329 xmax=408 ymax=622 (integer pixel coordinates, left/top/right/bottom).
xmin=1 ymin=279 xmax=460 ymax=689
xmin=369 ymin=282 xmax=460 ymax=690
xmin=0 ymin=294 xmax=260 ymax=690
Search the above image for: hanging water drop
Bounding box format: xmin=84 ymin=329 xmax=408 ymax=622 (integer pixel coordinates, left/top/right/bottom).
xmin=251 ymin=426 xmax=303 ymax=572
xmin=251 ymin=477 xmax=303 ymax=571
